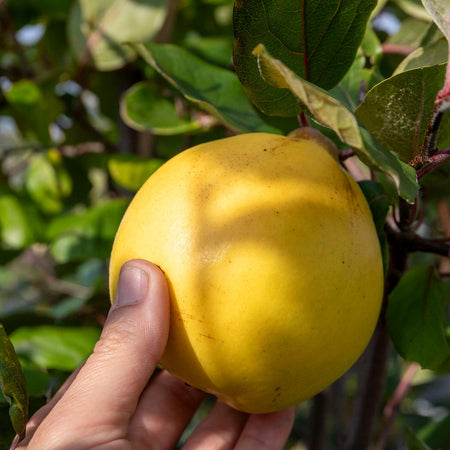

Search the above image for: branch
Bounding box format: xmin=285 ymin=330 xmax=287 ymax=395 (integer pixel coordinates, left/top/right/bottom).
xmin=381 ymin=43 xmax=414 ymax=56
xmin=309 ymin=388 xmax=331 ymax=450
xmin=417 ymin=148 xmax=450 ymax=179
xmin=375 ymin=362 xmax=420 ymax=450
xmin=386 ymin=225 xmax=450 ymax=258
xmin=411 ymin=96 xmax=450 ymax=169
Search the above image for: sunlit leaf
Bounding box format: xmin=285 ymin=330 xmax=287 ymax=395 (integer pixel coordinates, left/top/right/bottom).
xmin=233 ymin=0 xmax=377 ymax=116
xmin=121 ymin=82 xmax=204 ymax=135
xmin=252 ymin=45 xmax=419 ymax=201
xmin=10 ymin=326 xmax=100 ymax=371
xmin=422 ymin=0 xmax=450 ymax=41
xmin=386 ymin=266 xmax=450 ymax=369
xmin=356 ymin=64 xmax=450 ymax=163
xmin=134 ymin=43 xmax=282 ymax=133
xmin=68 ymin=0 xmax=168 ymax=71
xmin=108 ymin=153 xmax=164 ymax=192
xmin=0 ymin=324 xmax=28 ymax=439
xmin=0 ymin=195 xmax=38 ymax=249
xmin=395 ymin=37 xmax=449 ymax=73
xmin=25 ymin=151 xmax=73 ymax=215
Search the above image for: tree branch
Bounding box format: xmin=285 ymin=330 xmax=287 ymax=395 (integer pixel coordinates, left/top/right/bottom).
xmin=386 ymin=225 xmax=450 ymax=258
xmin=416 ymin=148 xmax=450 ymax=179
xmin=375 ymin=362 xmax=420 ymax=450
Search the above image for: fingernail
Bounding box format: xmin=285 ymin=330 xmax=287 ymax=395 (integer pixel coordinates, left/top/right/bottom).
xmin=114 ymin=265 xmax=149 ymax=308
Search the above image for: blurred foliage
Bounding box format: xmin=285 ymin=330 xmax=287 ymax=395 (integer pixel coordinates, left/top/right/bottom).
xmin=0 ymin=0 xmax=449 ymax=448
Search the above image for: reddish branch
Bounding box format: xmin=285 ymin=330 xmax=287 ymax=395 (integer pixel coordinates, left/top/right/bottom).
xmin=416 ymin=148 xmax=450 ymax=179
xmin=375 ymin=362 xmax=420 ymax=450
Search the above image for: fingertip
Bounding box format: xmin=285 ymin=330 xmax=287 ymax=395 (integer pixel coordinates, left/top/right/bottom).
xmin=235 ymin=407 xmax=295 ymax=450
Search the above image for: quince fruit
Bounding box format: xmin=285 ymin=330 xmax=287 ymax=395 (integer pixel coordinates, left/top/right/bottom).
xmin=109 ymin=131 xmax=383 ymax=413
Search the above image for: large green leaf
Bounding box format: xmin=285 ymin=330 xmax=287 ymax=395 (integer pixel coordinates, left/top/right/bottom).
xmin=356 ymin=64 xmax=450 ymax=164
xmin=0 ymin=324 xmax=28 ymax=439
xmin=386 ymin=266 xmax=450 ymax=370
xmin=134 ymin=43 xmax=283 ymax=134
xmin=68 ymin=0 xmax=168 ymax=71
xmin=233 ymin=0 xmax=377 ymax=116
xmin=252 ymin=45 xmax=419 ymax=201
xmin=10 ymin=326 xmax=100 ymax=371
xmin=121 ymin=82 xmax=205 ymax=135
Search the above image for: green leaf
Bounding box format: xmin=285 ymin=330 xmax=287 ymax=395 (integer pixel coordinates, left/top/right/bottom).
xmin=387 ymin=17 xmax=431 ymax=49
xmin=47 ymin=199 xmax=129 ymax=263
xmin=386 ymin=266 xmax=450 ymax=369
xmin=4 ymin=81 xmax=62 ymax=144
xmin=108 ymin=153 xmax=164 ymax=192
xmin=395 ymin=0 xmax=434 ymax=21
xmin=329 ymin=53 xmax=374 ymax=111
xmin=422 ymin=0 xmax=450 ymax=41
xmin=252 ymin=45 xmax=419 ymax=201
xmin=10 ymin=326 xmax=100 ymax=371
xmin=0 ymin=324 xmax=28 ymax=439
xmin=0 ymin=195 xmax=37 ymax=249
xmin=405 ymin=427 xmax=433 ymax=450
xmin=134 ymin=43 xmax=283 ymax=134
xmin=68 ymin=0 xmax=169 ymax=71
xmin=395 ymin=37 xmax=449 ymax=73
xmin=25 ymin=151 xmax=73 ymax=215
xmin=233 ymin=0 xmax=377 ymax=116
xmin=358 ymin=181 xmax=391 ymax=233
xmin=418 ymin=414 xmax=450 ymax=449
xmin=121 ymin=82 xmax=204 ymax=135
xmin=356 ymin=64 xmax=450 ymax=163
xmin=358 ymin=180 xmax=391 ymax=273
xmin=184 ymin=34 xmax=233 ymax=67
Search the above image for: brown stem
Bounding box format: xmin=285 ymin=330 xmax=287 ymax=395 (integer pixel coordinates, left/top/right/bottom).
xmin=416 ymin=148 xmax=450 ymax=179
xmin=386 ymin=225 xmax=450 ymax=258
xmin=310 ymin=388 xmax=331 ymax=450
xmin=375 ymin=362 xmax=420 ymax=450
xmin=411 ymin=97 xmax=450 ymax=169
xmin=381 ymin=43 xmax=414 ymax=56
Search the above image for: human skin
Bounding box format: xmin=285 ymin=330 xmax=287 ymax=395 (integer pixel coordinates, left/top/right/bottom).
xmin=12 ymin=259 xmax=294 ymax=450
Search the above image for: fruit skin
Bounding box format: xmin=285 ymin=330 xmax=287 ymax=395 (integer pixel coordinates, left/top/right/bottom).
xmin=109 ymin=132 xmax=384 ymax=414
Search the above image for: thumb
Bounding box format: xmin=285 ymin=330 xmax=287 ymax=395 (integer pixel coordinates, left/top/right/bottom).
xmin=28 ymin=260 xmax=170 ymax=447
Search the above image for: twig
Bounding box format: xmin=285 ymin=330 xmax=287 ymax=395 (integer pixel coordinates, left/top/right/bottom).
xmin=310 ymin=388 xmax=331 ymax=450
xmin=416 ymin=148 xmax=450 ymax=179
xmin=381 ymin=43 xmax=414 ymax=56
xmin=375 ymin=362 xmax=420 ymax=450
xmin=411 ymin=97 xmax=450 ymax=169
xmin=385 ymin=225 xmax=450 ymax=257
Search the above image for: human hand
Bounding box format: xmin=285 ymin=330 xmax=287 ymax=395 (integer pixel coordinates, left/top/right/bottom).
xmin=13 ymin=259 xmax=295 ymax=450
